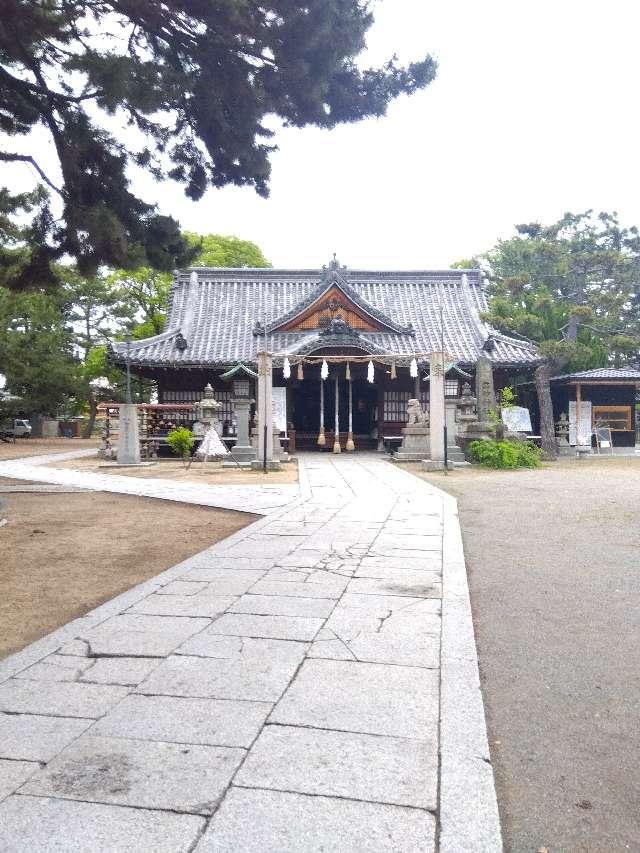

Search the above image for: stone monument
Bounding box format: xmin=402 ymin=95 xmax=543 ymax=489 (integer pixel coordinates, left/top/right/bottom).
xmin=463 ymin=355 xmax=496 ymax=442
xmin=251 ymin=350 xmax=282 ymax=470
xmin=116 ymin=403 xmax=141 ymax=465
xmin=393 ymin=398 xmax=431 ymax=462
xmin=224 ymin=389 xmax=256 ymax=467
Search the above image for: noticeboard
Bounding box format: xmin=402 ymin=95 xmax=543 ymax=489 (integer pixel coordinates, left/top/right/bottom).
xmin=501 ymin=406 xmax=532 ymax=433
xmin=272 ymin=387 xmax=287 ymax=435
xmin=595 ymin=424 xmax=613 ymax=452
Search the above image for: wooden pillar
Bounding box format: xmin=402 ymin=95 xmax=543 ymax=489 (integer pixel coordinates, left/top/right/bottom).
xmin=377 ymin=370 xmax=385 ymax=452
xmin=333 ymin=376 xmax=341 ymax=453
xmin=346 ymin=375 xmax=355 ymax=451
xmin=317 ymin=378 xmax=326 ymax=446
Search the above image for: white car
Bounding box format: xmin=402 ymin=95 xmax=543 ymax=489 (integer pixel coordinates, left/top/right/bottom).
xmin=1 ymin=419 xmax=32 ymax=438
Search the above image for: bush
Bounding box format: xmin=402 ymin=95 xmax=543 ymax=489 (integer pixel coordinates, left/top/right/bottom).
xmin=166 ymin=426 xmax=195 ymax=467
xmin=468 ymin=438 xmax=541 ymax=469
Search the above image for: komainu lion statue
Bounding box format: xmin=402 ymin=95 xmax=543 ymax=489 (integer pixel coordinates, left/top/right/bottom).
xmin=407 ymin=398 xmax=428 ymax=426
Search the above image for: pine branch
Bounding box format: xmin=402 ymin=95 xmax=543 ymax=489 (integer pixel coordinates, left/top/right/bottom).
xmin=0 ymin=153 xmax=63 ymax=196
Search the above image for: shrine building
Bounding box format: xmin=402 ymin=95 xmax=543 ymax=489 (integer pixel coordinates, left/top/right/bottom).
xmin=111 ymin=257 xmax=539 ymax=452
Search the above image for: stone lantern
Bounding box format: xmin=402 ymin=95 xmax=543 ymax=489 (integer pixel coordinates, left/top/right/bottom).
xmin=219 ymin=364 xmax=258 ymax=467
xmin=194 ymin=384 xmax=223 ymax=435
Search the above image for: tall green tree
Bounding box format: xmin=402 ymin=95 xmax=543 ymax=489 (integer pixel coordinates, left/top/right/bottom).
xmin=483 ymin=211 xmax=640 ymax=457
xmin=185 ymin=233 xmax=271 ymax=268
xmin=1 ymin=1 xmax=436 ymax=290
xmin=0 ymin=287 xmax=79 ymax=415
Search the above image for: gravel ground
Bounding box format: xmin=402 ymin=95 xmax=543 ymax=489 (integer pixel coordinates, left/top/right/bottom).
xmin=417 ymin=458 xmax=640 ymax=853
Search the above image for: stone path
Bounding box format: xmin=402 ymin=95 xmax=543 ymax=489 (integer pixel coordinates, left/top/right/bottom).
xmin=0 ymin=454 xmax=501 ymax=852
xmin=0 ymin=450 xmax=298 ymax=514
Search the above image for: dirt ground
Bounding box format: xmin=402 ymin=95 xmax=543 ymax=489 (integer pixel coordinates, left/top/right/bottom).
xmin=0 ymin=482 xmax=256 ymax=659
xmin=411 ymin=458 xmax=640 ymax=853
xmin=0 ymin=437 xmax=99 ymax=460
xmin=53 ymin=454 xmax=299 ymax=485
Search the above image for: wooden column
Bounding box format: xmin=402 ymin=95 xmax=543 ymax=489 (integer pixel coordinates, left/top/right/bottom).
xmin=317 ymin=379 xmax=326 ymax=446
xmin=333 ymin=376 xmax=341 ymax=453
xmin=346 ymin=375 xmax=355 ymax=451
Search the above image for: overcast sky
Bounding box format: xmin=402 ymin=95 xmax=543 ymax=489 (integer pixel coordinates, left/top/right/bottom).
xmin=9 ymin=0 xmax=640 ymax=270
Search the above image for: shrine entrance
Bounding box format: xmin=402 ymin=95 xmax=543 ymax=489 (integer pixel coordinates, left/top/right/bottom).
xmin=288 ymin=360 xmax=379 ymax=452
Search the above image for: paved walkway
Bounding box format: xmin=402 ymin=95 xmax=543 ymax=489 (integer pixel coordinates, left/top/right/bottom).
xmin=0 ymin=450 xmax=298 ymax=514
xmin=0 ymin=454 xmax=501 ymax=852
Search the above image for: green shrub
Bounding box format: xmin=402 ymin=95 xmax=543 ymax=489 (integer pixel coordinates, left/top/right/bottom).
xmin=468 ymin=438 xmax=541 ymax=469
xmin=166 ymin=426 xmax=195 ymax=467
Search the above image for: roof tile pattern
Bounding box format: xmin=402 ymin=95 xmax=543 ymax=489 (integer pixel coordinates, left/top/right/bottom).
xmin=552 ymin=367 xmax=640 ymax=381
xmin=113 ymin=268 xmax=538 ymax=368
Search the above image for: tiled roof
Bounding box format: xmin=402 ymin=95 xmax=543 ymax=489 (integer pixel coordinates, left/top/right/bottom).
xmin=112 ymin=267 xmax=539 ymax=369
xmin=552 ymin=367 xmax=640 ymax=381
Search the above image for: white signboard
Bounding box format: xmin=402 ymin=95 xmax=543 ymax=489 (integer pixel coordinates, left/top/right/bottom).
xmin=272 ymin=387 xmax=287 ymax=435
xmin=569 ymin=400 xmax=592 ymax=445
xmin=501 ymin=406 xmax=532 ymax=433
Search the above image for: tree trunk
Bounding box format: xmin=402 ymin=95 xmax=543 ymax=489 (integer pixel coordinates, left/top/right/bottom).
xmin=82 ymin=395 xmax=98 ymax=439
xmin=534 ymin=360 xmax=559 ymax=459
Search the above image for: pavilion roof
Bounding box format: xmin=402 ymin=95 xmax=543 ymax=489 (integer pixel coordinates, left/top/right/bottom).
xmin=551 ymin=367 xmax=640 ymax=382
xmin=111 ymin=265 xmax=539 ymax=370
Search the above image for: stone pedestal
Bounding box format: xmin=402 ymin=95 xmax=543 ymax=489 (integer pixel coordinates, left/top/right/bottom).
xmin=393 ymin=425 xmax=431 ymax=462
xmin=116 ymin=403 xmax=141 ymax=465
xmin=223 ymin=398 xmax=256 ymax=467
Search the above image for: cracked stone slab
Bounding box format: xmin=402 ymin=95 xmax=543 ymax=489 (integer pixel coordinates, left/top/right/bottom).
xmin=22 ymin=734 xmax=244 ymax=815
xmin=368 ymin=547 xmax=441 ymax=561
xmin=357 ymin=554 xmax=442 ymax=573
xmin=15 ymin=654 xmax=94 ymax=683
xmin=248 ymin=578 xmax=347 ymax=599
xmin=79 ymin=657 xmax=161 ymax=687
xmin=197 ymin=787 xmax=436 ymax=852
xmin=271 ymin=659 xmax=439 ymax=740
xmin=335 ymin=592 xmax=441 ymax=617
xmin=79 ymin=613 xmax=211 ymax=657
xmin=230 ymin=594 xmax=334 ymax=618
xmin=206 ymin=614 xmax=324 ymax=642
xmin=156 ymin=580 xmax=209 ymax=596
xmin=0 ymin=795 xmax=205 ymax=852
xmin=127 ymin=592 xmax=237 ymax=618
xmin=0 ymin=679 xmax=129 ymax=719
xmin=220 ymin=536 xmax=306 ymax=558
xmin=346 ymin=575 xmax=442 ymax=598
xmin=235 ymin=724 xmax=437 ymax=810
xmin=325 ymin=600 xmax=443 ymax=663
xmin=182 ymin=556 xmax=275 ymax=572
xmin=0 ymin=759 xmax=39 ymax=801
xmin=0 ymin=713 xmax=94 ymax=762
xmin=373 ymin=533 xmax=442 ymax=551
xmin=179 ymin=568 xmax=266 ymax=587
xmin=138 ymin=638 xmax=308 ymax=702
xmin=277 ymin=550 xmax=327 ymax=568
xmin=92 ymin=693 xmax=271 ymax=748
